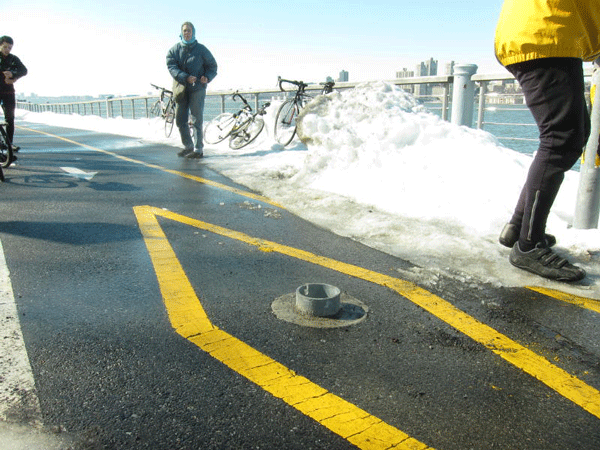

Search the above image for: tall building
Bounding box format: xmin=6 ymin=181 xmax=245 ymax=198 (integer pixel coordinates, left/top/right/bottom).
xmin=415 ymin=57 xmax=438 ymax=97
xmin=415 ymin=58 xmax=438 ymax=77
xmin=338 ymin=70 xmax=349 ymax=82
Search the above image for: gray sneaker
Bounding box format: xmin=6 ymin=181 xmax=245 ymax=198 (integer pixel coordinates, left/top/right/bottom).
xmin=509 ymin=243 xmax=585 ymax=282
xmin=178 ymin=148 xmax=194 ymax=157
xmin=186 ymin=151 xmax=203 ymax=159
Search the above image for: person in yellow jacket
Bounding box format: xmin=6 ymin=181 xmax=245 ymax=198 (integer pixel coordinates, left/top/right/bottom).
xmin=495 ymin=0 xmax=600 ymax=282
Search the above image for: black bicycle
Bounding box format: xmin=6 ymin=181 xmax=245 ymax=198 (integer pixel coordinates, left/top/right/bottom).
xmin=150 ymin=84 xmax=176 ymax=137
xmin=204 ymin=92 xmax=270 ymax=149
xmin=273 ymin=77 xmax=335 ymax=147
xmin=0 ymin=121 xmax=14 ymax=180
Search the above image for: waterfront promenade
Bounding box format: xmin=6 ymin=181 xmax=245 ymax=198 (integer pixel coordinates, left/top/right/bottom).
xmin=0 ymin=121 xmax=599 ymax=449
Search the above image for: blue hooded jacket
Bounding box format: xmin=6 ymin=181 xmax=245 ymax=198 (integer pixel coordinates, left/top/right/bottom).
xmin=166 ymin=40 xmax=217 ymax=92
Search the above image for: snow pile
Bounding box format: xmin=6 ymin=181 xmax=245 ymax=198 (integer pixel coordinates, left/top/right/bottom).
xmin=295 ymin=81 xmax=525 ymax=234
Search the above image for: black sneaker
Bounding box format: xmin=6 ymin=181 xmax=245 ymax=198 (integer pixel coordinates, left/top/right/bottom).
xmin=499 ymin=223 xmax=556 ymax=248
xmin=509 ymin=243 xmax=586 ymax=282
xmin=186 ymin=151 xmax=203 ymax=159
xmin=178 ymin=148 xmax=194 ymax=157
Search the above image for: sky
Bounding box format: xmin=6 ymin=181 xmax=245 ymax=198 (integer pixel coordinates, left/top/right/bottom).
xmin=4 ymin=0 xmax=506 ymax=97
xmin=13 ymin=81 xmax=600 ymax=299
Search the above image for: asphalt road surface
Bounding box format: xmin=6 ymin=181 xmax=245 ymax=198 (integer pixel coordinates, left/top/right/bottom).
xmin=0 ymin=122 xmax=599 ymax=450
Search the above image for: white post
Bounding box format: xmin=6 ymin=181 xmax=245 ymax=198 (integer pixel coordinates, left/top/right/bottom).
xmin=451 ymin=64 xmax=478 ymax=127
xmin=477 ymin=81 xmax=487 ymax=129
xmin=574 ymin=61 xmax=600 ymax=229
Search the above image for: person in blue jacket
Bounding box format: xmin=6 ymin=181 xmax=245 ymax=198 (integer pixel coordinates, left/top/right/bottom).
xmin=0 ymin=36 xmax=27 ymax=153
xmin=166 ymin=22 xmax=217 ymax=159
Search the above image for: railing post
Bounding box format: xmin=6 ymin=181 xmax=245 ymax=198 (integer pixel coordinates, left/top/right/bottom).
xmin=574 ymin=62 xmax=600 ymax=229
xmin=477 ymin=81 xmax=487 ymax=129
xmin=451 ymin=64 xmax=478 ymax=127
xmin=441 ymin=83 xmax=449 ymax=121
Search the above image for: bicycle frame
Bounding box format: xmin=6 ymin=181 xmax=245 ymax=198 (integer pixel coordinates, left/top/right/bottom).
xmin=231 ymin=93 xmax=254 ymax=130
xmin=151 ymin=84 xmax=176 ymax=137
xmin=278 ymin=78 xmax=312 ymax=106
xmin=151 ymin=84 xmax=174 ymax=116
xmin=203 ymin=92 xmax=255 ymax=145
xmin=228 ymin=101 xmax=270 ymax=149
xmin=274 ymin=78 xmax=321 ymax=146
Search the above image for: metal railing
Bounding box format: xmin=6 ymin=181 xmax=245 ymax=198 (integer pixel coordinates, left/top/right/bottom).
xmin=16 ymin=75 xmax=454 ymax=121
xmin=15 ymin=70 xmax=594 ymax=152
xmin=17 ymin=95 xmax=157 ymax=120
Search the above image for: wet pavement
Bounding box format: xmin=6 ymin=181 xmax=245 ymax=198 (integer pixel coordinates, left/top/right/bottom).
xmin=0 ymin=122 xmax=599 ymax=449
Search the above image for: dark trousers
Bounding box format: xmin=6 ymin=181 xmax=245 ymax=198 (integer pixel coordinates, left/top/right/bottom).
xmin=506 ymin=58 xmax=590 ymax=249
xmin=0 ymin=91 xmax=16 ymax=144
xmin=175 ymin=88 xmax=206 ymax=151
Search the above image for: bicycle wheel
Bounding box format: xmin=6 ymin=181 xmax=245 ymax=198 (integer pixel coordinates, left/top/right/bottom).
xmin=204 ymin=113 xmax=236 ymax=144
xmin=150 ymin=99 xmax=162 ymax=117
xmin=229 ymin=117 xmax=265 ymax=150
xmin=0 ymin=125 xmax=14 ymax=169
xmin=164 ymin=101 xmax=176 ymax=137
xmin=274 ymin=99 xmax=298 ymax=146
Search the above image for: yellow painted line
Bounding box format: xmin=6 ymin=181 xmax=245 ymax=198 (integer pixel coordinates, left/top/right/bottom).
xmin=16 ymin=126 xmax=283 ymax=208
xmin=526 ymin=287 xmax=600 ymax=314
xmin=134 ymin=205 xmax=433 ymax=450
xmin=134 ymin=205 xmax=600 ymax=424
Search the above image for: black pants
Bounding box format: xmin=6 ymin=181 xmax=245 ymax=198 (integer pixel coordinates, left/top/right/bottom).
xmin=506 ymin=58 xmax=590 ymax=249
xmin=0 ymin=91 xmax=16 ymax=144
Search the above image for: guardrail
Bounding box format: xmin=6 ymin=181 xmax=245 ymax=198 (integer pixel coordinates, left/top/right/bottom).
xmin=14 ymin=69 xmax=594 ymax=152
xmin=17 ymin=70 xmax=589 ymax=136
xmin=16 ymin=75 xmax=454 ymax=122
xmin=11 ymin=71 xmax=575 ymax=159
xmin=16 ymin=68 xmax=592 ymax=127
xmin=16 ymin=96 xmax=158 ymax=120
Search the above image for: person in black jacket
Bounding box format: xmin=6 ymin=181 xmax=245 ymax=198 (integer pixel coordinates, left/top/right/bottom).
xmin=166 ymin=22 xmax=217 ymax=159
xmin=0 ymin=36 xmax=27 ymax=152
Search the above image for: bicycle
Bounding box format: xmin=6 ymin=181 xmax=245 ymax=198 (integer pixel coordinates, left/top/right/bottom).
xmin=150 ymin=84 xmax=176 ymax=137
xmin=0 ymin=121 xmax=14 ymax=180
xmin=204 ymin=92 xmax=270 ymax=149
xmin=273 ymin=78 xmax=335 ymax=147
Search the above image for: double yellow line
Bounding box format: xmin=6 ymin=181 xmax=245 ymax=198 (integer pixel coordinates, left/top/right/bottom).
xmin=135 ymin=205 xmax=600 ymax=450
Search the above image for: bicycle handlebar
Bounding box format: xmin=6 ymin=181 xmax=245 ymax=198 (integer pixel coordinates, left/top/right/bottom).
xmin=151 ymin=83 xmax=173 ymax=95
xmin=278 ymin=77 xmax=308 ymax=92
xmin=232 ymin=91 xmax=252 ymax=110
